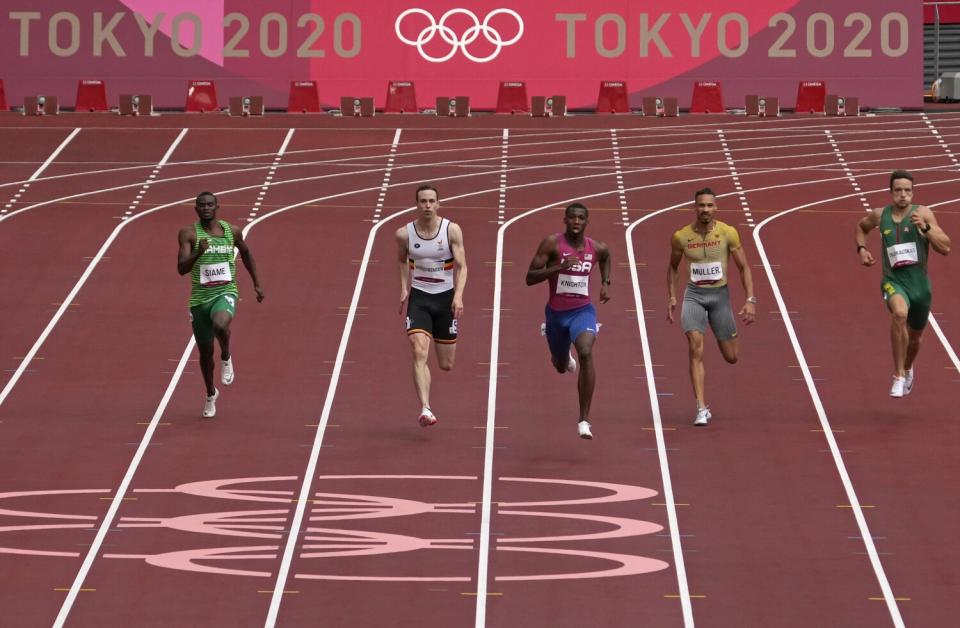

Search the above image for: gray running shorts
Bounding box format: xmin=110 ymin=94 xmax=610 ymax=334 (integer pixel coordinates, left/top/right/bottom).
xmin=681 ymin=284 xmax=737 ymax=340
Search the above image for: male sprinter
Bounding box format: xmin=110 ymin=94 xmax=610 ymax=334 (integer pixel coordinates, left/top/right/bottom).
xmin=668 ymin=187 xmax=756 ymax=426
xmin=526 ymin=202 xmax=611 ymax=439
xmin=397 ymin=184 xmax=468 ymax=427
xmin=178 ymin=192 xmax=264 ymax=418
xmin=856 ymin=170 xmax=950 ymax=397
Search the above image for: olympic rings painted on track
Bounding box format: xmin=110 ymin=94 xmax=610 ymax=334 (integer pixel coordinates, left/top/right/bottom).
xmin=394 ymin=8 xmax=524 ymax=63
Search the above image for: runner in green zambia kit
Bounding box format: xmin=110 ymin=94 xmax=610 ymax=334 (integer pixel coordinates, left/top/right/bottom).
xmin=856 ymin=170 xmax=951 ymax=398
xmin=178 ymin=192 xmax=264 ymax=417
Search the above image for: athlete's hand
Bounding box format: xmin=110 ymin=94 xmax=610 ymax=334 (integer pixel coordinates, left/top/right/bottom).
xmin=859 ymin=248 xmax=875 ymax=267
xmin=599 ymin=283 xmax=610 ymax=304
xmin=254 ymin=285 xmax=265 ymax=303
xmin=198 ymin=238 xmax=210 ymax=252
xmin=452 ymin=295 xmax=464 ymax=319
xmin=559 ymin=253 xmax=577 ymax=270
xmin=909 ymin=211 xmax=931 ymax=235
xmin=666 ymin=297 xmax=677 ymax=323
xmin=739 ymin=302 xmax=756 ymax=325
xmin=399 ymin=288 xmax=409 ymax=315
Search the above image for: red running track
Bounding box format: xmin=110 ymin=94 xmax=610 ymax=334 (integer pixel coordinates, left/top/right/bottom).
xmin=0 ymin=112 xmax=958 ymax=627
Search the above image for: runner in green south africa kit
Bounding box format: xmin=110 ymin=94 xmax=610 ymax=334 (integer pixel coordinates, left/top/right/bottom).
xmin=856 ymin=170 xmax=951 ymax=398
xmin=178 ymin=192 xmax=264 ymax=418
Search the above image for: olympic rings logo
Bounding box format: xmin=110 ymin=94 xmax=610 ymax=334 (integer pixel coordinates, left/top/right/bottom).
xmin=395 ymin=8 xmax=524 ymax=63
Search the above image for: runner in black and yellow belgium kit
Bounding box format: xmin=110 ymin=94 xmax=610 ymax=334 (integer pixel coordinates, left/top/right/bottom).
xmin=178 ymin=192 xmax=264 ymax=417
xmin=856 ymin=170 xmax=951 ymax=398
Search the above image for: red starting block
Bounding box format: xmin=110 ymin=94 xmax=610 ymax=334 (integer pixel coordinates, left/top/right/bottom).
xmin=436 ymin=96 xmax=470 ymax=117
xmin=119 ymin=94 xmax=152 ymax=116
xmin=641 ymin=96 xmax=678 ymax=117
xmin=532 ymin=96 xmax=566 ymax=117
xmin=691 ymin=81 xmax=723 ymax=113
xmin=0 ymin=80 xmax=7 ymax=111
xmin=597 ymin=81 xmax=629 ymax=113
xmin=340 ymin=96 xmax=375 ymax=117
xmin=186 ymin=80 xmax=218 ymax=113
xmin=496 ymin=81 xmax=528 ymax=114
xmin=745 ymin=95 xmax=780 ymax=117
xmin=826 ymin=95 xmax=859 ymax=116
xmin=229 ymin=96 xmax=264 ymax=116
xmin=24 ymin=95 xmax=58 ymax=116
xmin=288 ymin=81 xmax=321 ymax=113
xmin=385 ymin=81 xmax=417 ymax=113
xmin=75 ymin=79 xmax=108 ymax=112
xmin=795 ymin=80 xmax=826 ymax=113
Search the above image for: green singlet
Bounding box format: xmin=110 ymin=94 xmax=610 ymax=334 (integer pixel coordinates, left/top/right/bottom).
xmin=878 ymin=204 xmax=932 ymax=330
xmin=189 ymin=220 xmax=238 ymax=307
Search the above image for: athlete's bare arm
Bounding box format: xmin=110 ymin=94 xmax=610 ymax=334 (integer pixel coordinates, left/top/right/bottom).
xmin=856 ymin=208 xmax=883 ymax=267
xmin=232 ymin=224 xmax=264 ymax=302
xmin=448 ymin=222 xmax=468 ymax=318
xmin=177 ymin=227 xmax=205 ymax=275
xmin=911 ymin=205 xmax=951 ymax=255
xmin=525 ymin=235 xmax=571 ymax=285
xmin=595 ymin=240 xmax=612 ymax=304
xmin=396 ymin=227 xmax=410 ymax=313
xmin=666 ymin=234 xmax=684 ymax=323
xmin=729 ymin=245 xmax=756 ymax=324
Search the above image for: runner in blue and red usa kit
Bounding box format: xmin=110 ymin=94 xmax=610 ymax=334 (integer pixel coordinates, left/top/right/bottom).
xmin=526 ymin=202 xmax=611 ymax=439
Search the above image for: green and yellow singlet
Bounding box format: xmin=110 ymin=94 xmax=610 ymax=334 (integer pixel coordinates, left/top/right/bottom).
xmin=189 ymin=220 xmax=238 ymax=307
xmin=879 ymin=204 xmax=929 ymax=281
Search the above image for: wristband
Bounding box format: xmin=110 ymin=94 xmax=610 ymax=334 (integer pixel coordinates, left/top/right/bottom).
xmin=601 ymin=279 xmax=611 ymax=285
xmin=921 ymin=223 xmax=932 ymax=234
xmin=856 ymin=244 xmax=866 ymax=253
xmin=746 ymin=296 xmax=757 ymax=304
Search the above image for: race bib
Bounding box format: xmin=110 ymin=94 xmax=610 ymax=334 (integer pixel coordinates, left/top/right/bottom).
xmin=886 ymin=242 xmax=919 ymax=268
xmin=690 ymin=261 xmax=723 ymax=284
xmin=557 ymin=273 xmax=589 ymax=296
xmin=200 ymin=262 xmax=232 ymax=286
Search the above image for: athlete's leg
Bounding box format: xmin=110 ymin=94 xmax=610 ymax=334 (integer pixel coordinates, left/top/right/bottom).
xmin=197 ymin=341 xmax=216 ymax=397
xmin=573 ymin=331 xmax=597 ymax=420
xmin=435 ymin=342 xmax=456 ymax=371
xmin=409 ymin=332 xmax=432 ymax=408
xmin=886 ymin=293 xmax=909 ymax=376
xmin=904 ymin=327 xmax=923 ymax=371
xmin=212 ymin=310 xmax=233 ymax=361
xmin=686 ymin=331 xmax=707 ymax=409
xmin=717 ymin=338 xmax=739 ymax=364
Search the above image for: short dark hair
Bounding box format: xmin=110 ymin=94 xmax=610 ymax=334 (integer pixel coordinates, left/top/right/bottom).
xmin=416 ymin=184 xmax=439 ymax=202
xmin=889 ymin=170 xmax=914 ymax=190
xmin=565 ymin=202 xmax=589 ymax=218
xmin=196 ymin=191 xmax=217 ymax=205
xmin=694 ymin=187 xmax=715 ymax=202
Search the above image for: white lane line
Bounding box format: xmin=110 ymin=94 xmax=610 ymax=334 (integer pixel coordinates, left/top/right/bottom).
xmin=610 ymin=129 xmax=630 ymax=226
xmin=0 ymin=129 xmax=186 ymax=408
xmin=717 ymin=129 xmax=754 ymax=228
xmin=0 ymin=128 xmax=80 ymax=215
xmin=247 ymin=129 xmax=295 ymax=222
xmin=921 ymin=113 xmax=960 ymax=165
xmin=124 ymin=129 xmax=188 ymax=219
xmin=824 ymin=130 xmax=872 ymax=211
xmin=373 ymin=128 xmax=402 ymax=223
xmin=498 ymin=129 xmax=509 ymax=225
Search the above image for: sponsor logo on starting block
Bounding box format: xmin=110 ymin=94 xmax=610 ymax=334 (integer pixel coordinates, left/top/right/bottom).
xmin=385 ymin=81 xmax=417 ymax=113
xmin=229 ymin=96 xmax=264 ymax=116
xmin=597 ymin=81 xmax=629 ymax=114
xmin=339 ymin=96 xmax=375 ymax=117
xmin=826 ymin=95 xmax=859 ymax=116
xmin=532 ymin=95 xmax=567 ymax=117
xmin=119 ymin=94 xmax=152 ymax=116
xmin=24 ymin=95 xmax=59 ymax=116
xmin=435 ymin=96 xmax=470 ymax=117
xmin=691 ymin=81 xmax=723 ymax=114
xmin=795 ymin=80 xmax=826 ymax=113
xmin=288 ymin=81 xmax=320 ymax=113
xmin=745 ymin=95 xmax=780 ymax=117
xmin=641 ymin=96 xmax=678 ymax=117
xmin=185 ymin=80 xmax=218 ymax=113
xmin=75 ymin=79 xmax=108 ymax=112
xmin=496 ymin=81 xmax=529 ymax=114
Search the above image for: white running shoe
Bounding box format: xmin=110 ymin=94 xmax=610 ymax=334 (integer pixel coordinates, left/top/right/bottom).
xmin=578 ymin=420 xmax=593 ymax=439
xmin=566 ymin=351 xmax=577 ymax=373
xmin=540 ymin=322 xmax=546 ymax=336
xmin=418 ymin=407 xmax=437 ymax=427
xmin=202 ymin=388 xmax=219 ymax=418
xmin=221 ymin=357 xmax=234 ymax=386
xmin=890 ymin=375 xmax=906 ymax=398
xmin=903 ymin=367 xmax=914 ymax=395
xmin=693 ymin=406 xmax=711 ymax=426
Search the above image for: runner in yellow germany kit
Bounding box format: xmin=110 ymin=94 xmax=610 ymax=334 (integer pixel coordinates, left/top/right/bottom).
xmin=178 ymin=192 xmax=264 ymax=418
xmin=668 ymin=187 xmax=756 ymax=426
xmin=856 ymin=170 xmax=951 ymax=397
